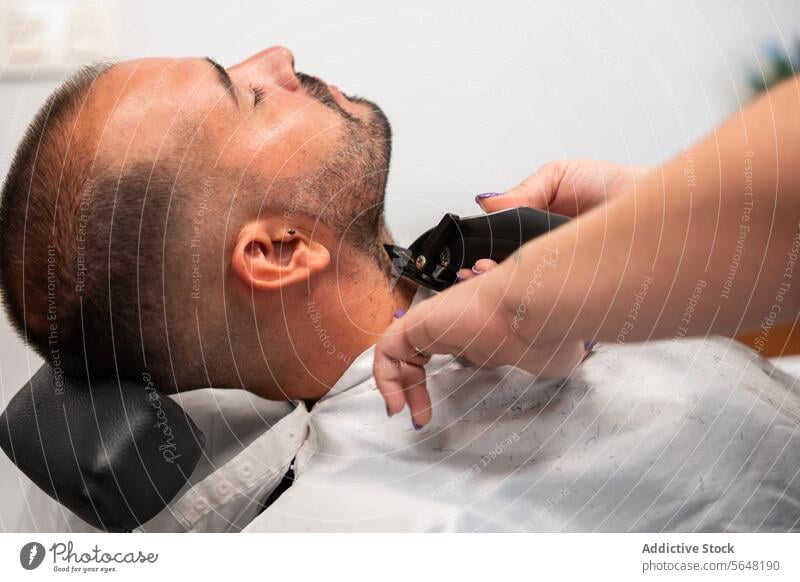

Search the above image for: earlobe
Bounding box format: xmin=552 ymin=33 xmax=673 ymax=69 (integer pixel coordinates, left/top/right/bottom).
xmin=231 ymin=221 xmax=330 ymax=291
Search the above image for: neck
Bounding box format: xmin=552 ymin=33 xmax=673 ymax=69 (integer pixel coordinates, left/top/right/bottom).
xmin=296 ymin=267 xmax=417 ymax=399
xmin=239 ymin=260 xmax=417 ymax=402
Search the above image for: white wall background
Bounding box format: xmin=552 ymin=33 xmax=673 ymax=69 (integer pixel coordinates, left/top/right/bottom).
xmin=0 ymin=0 xmax=798 ymax=530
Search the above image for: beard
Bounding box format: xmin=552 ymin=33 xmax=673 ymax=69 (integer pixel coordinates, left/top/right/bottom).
xmin=295 ymin=71 xmax=394 ymax=268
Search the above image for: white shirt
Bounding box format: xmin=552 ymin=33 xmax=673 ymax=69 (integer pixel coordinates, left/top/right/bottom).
xmin=16 ymin=333 xmax=800 ymax=532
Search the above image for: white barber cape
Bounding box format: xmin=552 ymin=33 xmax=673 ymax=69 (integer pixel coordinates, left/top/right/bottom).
xmin=17 ymin=334 xmax=800 ymax=532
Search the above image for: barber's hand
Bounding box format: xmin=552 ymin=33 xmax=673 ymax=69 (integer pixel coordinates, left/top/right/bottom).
xmin=374 ymin=260 xmax=586 ymax=429
xmin=457 ymin=159 xmax=647 ymax=282
xmin=476 ymin=159 xmax=649 ymax=217
xmin=374 ymin=160 xmax=643 ymax=429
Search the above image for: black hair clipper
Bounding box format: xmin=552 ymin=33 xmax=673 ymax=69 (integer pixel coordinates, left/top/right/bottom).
xmin=384 ymin=206 xmax=569 ymax=291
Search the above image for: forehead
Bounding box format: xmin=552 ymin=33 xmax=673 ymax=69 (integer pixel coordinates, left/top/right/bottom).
xmin=87 ymin=57 xmax=225 ymax=158
xmin=96 ymin=57 xmax=221 ymax=114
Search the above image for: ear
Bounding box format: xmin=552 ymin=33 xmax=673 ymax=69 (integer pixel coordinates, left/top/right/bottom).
xmin=231 ymin=221 xmax=330 ymax=291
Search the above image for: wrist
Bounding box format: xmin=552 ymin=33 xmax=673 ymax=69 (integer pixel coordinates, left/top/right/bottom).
xmin=496 ymin=242 xmax=587 ymax=345
xmin=492 ymin=249 xmax=552 ymax=342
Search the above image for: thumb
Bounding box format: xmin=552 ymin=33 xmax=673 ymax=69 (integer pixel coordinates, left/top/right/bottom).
xmin=476 ymin=161 xmax=564 ymax=213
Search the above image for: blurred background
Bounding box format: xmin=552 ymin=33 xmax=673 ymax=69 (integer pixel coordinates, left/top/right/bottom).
xmin=0 ymin=0 xmax=799 ymax=529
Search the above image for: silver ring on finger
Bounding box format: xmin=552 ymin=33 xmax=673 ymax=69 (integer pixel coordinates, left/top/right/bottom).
xmin=412 ymin=346 xmax=430 ymax=358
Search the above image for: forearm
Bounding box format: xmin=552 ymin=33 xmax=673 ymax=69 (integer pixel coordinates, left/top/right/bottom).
xmin=496 ymin=76 xmax=800 ymax=344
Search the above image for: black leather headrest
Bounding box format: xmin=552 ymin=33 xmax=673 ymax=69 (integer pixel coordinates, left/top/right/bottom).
xmin=0 ymin=364 xmax=204 ymax=532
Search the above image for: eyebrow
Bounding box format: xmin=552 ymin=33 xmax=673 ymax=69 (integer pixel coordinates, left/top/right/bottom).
xmin=204 ymin=57 xmax=237 ymax=105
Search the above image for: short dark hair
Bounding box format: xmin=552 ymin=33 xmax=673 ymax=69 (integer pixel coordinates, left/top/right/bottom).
xmin=0 ymin=63 xmax=189 ymax=384
xmin=1 ymin=61 xmax=395 ymax=391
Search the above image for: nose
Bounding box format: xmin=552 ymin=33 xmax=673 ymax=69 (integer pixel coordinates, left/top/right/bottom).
xmin=229 ymin=46 xmax=299 ymax=91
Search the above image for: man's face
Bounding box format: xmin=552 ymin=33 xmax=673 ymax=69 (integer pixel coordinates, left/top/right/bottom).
xmin=90 ymin=46 xmax=392 ymax=250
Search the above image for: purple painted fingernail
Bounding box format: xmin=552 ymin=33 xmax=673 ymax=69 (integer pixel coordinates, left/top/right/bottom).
xmin=386 ymin=405 xmax=395 ymax=417
xmin=455 ymin=273 xmax=465 ymax=282
xmin=412 ymin=421 xmax=423 ymax=431
xmin=471 ymin=265 xmax=483 ymax=275
xmin=475 ymin=192 xmax=503 ymax=204
xmin=584 ymin=340 xmax=595 ymax=351
xmin=394 ymin=309 xmax=406 ymax=318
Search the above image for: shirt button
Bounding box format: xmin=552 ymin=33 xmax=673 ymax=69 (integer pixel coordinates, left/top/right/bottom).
xmin=216 ymin=482 xmax=231 ymax=498
xmin=238 ymin=464 xmax=253 ymax=480
xmin=194 ymin=498 xmax=207 ymax=512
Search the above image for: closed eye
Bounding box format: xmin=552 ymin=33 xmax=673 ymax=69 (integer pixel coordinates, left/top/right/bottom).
xmin=251 ymin=85 xmax=265 ymax=107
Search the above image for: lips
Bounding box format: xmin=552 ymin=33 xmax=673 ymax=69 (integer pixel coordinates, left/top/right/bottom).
xmin=296 ymin=72 xmax=336 ymax=104
xmin=327 ymin=84 xmax=349 ymax=107
xmin=295 ymin=71 xmax=357 ymax=121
